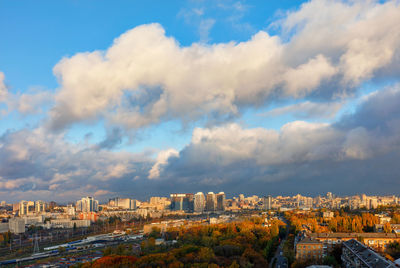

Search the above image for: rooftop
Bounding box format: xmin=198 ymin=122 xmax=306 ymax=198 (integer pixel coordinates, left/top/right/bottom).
xmin=343 ymin=239 xmax=396 ymax=268
xmin=310 ymin=232 xmax=399 ymax=239
xmin=297 ymin=237 xmax=323 ymax=245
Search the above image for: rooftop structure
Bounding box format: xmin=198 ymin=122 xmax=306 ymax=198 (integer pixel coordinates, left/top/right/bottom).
xmin=342 ymin=239 xmax=396 ymax=268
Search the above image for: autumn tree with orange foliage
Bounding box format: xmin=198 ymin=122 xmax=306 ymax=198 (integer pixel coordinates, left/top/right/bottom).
xmin=84 ymin=220 xmax=284 ymax=267
xmin=83 ymin=255 xmax=137 ymax=268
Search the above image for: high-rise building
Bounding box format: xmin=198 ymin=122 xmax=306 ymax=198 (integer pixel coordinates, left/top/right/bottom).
xmin=206 ymin=192 xmax=217 ymax=212
xmin=76 ymin=197 xmax=99 ymax=212
xmin=108 ymin=197 xmax=136 ymax=210
xmin=170 ymin=194 xmax=194 ymax=211
xmin=19 ymin=201 xmax=29 ymax=215
xmin=305 ymin=197 xmax=313 ymax=208
xmin=370 ymin=198 xmax=378 ymax=209
xmin=67 ymin=204 xmax=76 ymax=215
xmin=149 ymin=197 xmax=170 ymax=210
xmin=239 ymin=194 xmax=245 ymax=202
xmin=263 ymin=195 xmax=272 ymax=210
xmin=34 ymin=200 xmax=46 ymax=213
xmin=19 ymin=200 xmax=34 ymax=215
xmin=216 ymin=192 xmax=226 ymax=211
xmin=194 ymin=192 xmax=205 ymax=213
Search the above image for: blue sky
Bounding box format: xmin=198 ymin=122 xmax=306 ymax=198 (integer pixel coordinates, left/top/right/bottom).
xmin=1 ymin=0 xmax=400 ymax=201
xmin=0 ymin=0 xmax=306 ymax=152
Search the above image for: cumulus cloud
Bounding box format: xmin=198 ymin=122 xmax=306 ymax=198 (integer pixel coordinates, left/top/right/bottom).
xmin=149 ymin=149 xmax=179 ymax=179
xmin=282 ymin=0 xmax=400 ymax=83
xmin=0 ymin=72 xmax=53 ymax=116
xmin=10 ymin=90 xmax=53 ymax=115
xmin=47 ymin=0 xmax=400 ymax=131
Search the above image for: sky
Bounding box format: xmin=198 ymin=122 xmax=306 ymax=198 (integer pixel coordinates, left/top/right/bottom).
xmin=1 ymin=0 xmax=400 ymax=202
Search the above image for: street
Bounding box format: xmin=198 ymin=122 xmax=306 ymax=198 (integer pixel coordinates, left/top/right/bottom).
xmin=270 ymin=217 xmax=289 ymax=268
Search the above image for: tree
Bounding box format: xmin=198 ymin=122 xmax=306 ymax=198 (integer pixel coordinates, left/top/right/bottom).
xmin=91 ymin=255 xmax=137 ymax=268
xmin=228 ymin=260 xmax=240 ymax=268
xmin=384 ymin=222 xmax=392 ymax=233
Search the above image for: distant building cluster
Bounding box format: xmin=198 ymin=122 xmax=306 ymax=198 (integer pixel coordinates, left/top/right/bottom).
xmin=0 ymin=192 xmax=399 ymax=235
xmin=170 ymin=192 xmax=226 ymax=213
xmin=76 ymin=196 xmax=99 ymax=212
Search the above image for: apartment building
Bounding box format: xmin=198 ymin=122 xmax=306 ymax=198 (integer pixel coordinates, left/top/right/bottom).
xmin=342 ymin=239 xmax=395 ymax=268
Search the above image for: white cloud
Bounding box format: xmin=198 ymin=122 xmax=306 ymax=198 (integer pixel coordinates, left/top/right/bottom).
xmin=283 ymin=54 xmax=337 ymax=97
xmin=11 ymin=90 xmax=53 ymax=115
xmin=148 ymin=149 xmax=179 ymax=179
xmin=50 ymin=25 xmax=283 ymax=130
xmin=282 ymin=0 xmax=400 ymax=85
xmin=48 ymin=0 xmax=400 ymax=131
xmin=0 ymin=72 xmax=53 ymax=116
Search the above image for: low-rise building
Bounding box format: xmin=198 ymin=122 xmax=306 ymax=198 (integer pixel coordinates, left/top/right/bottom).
xmin=374 ymin=224 xmax=400 ymax=233
xmin=143 ymin=220 xmax=185 ymax=234
xmin=0 ymin=222 xmax=9 ymax=233
xmin=295 ymin=237 xmax=324 ymax=261
xmin=22 ymin=215 xmax=45 ymax=225
xmin=49 ymin=219 xmax=91 ymax=229
xmin=342 ymin=239 xmax=395 ymax=268
xmin=309 ymin=232 xmax=400 ymax=252
xmin=8 ymin=218 xmax=25 ymax=234
xmin=322 ymin=211 xmax=334 ymax=219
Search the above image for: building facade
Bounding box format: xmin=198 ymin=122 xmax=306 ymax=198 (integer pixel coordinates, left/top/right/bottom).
xmin=295 ymin=237 xmax=324 ymax=261
xmin=263 ymin=195 xmax=272 ymax=210
xmin=194 ymin=192 xmax=205 ymax=213
xmin=76 ymin=197 xmax=99 ymax=212
xmin=8 ymin=218 xmax=25 ymax=234
xmin=309 ymin=232 xmax=400 ymax=253
xmin=216 ymin=192 xmax=226 ymax=211
xmin=34 ymin=200 xmax=46 ymax=213
xmin=206 ymin=192 xmax=217 ymax=212
xmin=170 ymin=194 xmax=194 ymax=212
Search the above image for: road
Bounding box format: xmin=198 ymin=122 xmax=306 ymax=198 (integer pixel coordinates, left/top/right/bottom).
xmin=269 ymin=217 xmax=289 ymax=268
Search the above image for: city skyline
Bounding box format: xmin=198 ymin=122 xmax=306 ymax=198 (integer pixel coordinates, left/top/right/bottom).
xmin=1 ymin=0 xmax=400 ymax=202
xmin=1 ymin=191 xmax=398 ymax=205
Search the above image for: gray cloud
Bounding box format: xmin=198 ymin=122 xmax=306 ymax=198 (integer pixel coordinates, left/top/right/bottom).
xmin=153 ymin=84 xmax=400 ymax=195
xmin=1 ymin=85 xmax=400 ymax=200
xmin=0 ymin=127 xmax=153 ymax=202
xmin=97 ymin=127 xmax=124 ymax=149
